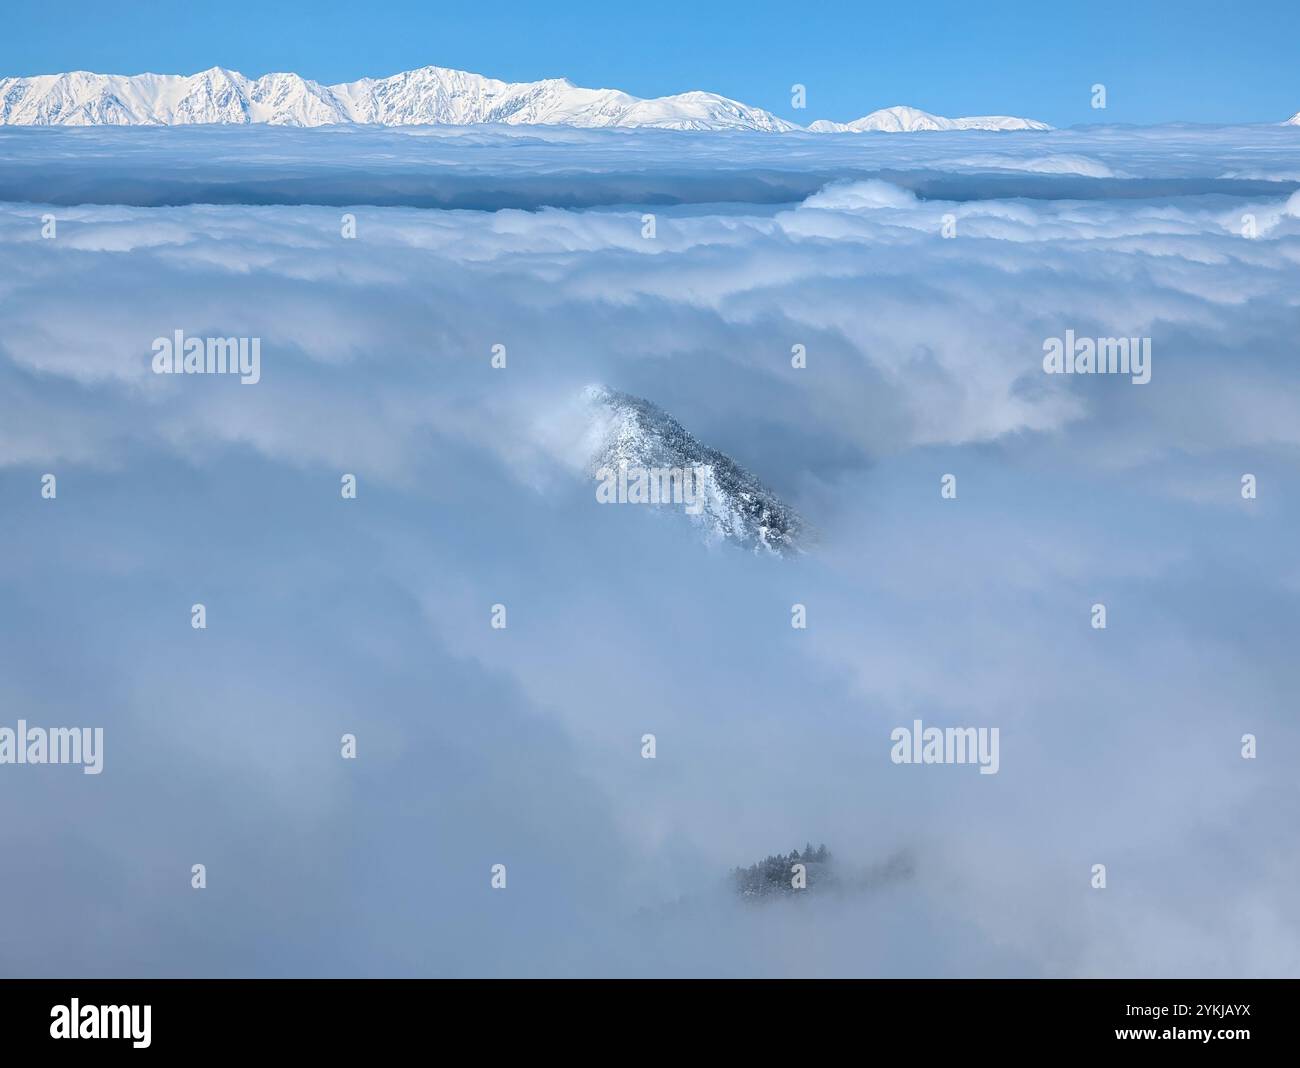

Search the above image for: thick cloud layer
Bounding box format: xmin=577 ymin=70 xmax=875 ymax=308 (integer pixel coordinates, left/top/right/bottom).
xmin=2 ymin=123 xmax=1298 ymax=208
xmin=1 ymin=126 xmax=1298 ymax=976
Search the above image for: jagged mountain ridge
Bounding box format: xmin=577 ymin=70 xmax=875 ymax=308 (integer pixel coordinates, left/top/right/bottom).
xmin=0 ymin=65 xmax=795 ymax=131
xmin=583 ymin=385 xmax=806 ymax=555
xmin=0 ymin=64 xmax=1049 ymax=132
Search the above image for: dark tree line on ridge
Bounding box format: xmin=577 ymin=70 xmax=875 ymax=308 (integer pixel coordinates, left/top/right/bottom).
xmin=731 ymin=843 xmax=831 ymax=897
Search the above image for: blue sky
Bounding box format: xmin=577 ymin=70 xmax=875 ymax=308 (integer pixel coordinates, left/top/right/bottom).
xmin=3 ymin=0 xmax=1299 ymax=127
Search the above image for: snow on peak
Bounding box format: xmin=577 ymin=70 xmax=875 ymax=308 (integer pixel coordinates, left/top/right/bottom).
xmin=808 ymin=105 xmax=1051 ymax=133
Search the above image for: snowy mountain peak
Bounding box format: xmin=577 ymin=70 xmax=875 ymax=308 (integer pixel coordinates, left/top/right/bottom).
xmin=581 ymin=385 xmax=806 ymax=555
xmin=808 ymin=105 xmax=1051 ymax=133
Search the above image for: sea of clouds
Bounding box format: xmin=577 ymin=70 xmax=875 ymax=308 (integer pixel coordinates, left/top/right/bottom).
xmin=0 ymin=124 xmax=1298 ymax=976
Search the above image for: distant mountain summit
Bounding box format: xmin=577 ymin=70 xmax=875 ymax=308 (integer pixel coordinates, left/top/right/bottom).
xmin=807 ymin=105 xmax=1051 ymax=132
xmin=0 ymin=64 xmax=1048 ymax=132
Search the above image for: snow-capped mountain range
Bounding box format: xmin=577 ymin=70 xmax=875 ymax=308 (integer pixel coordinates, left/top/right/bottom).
xmin=581 ymin=386 xmax=806 ymax=555
xmin=0 ymin=64 xmax=1049 ymax=133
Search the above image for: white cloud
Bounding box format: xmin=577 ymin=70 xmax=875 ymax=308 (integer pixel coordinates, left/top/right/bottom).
xmin=1 ymin=125 xmax=1298 ymax=976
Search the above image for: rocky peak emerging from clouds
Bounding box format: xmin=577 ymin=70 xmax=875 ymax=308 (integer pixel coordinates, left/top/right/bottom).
xmin=582 ymin=385 xmax=806 ymax=556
